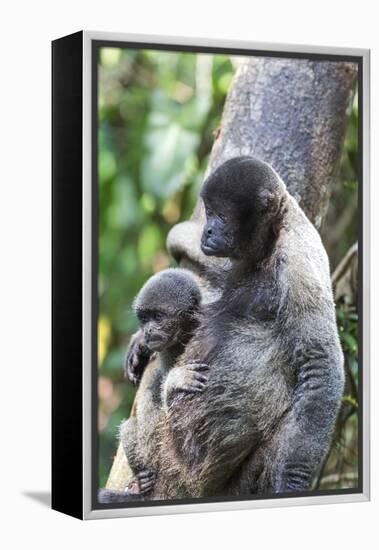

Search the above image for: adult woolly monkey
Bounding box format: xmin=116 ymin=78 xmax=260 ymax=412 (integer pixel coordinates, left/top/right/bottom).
xmin=143 ymin=156 xmax=344 ymax=499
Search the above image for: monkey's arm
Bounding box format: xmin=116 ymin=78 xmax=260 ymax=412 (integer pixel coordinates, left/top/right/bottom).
xmin=124 ymin=329 xmax=153 ymax=385
xmin=120 ymin=410 xmax=156 ymax=495
xmin=270 ymin=340 xmax=344 ymax=492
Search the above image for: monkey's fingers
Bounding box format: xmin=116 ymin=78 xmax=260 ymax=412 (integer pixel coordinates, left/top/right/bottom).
xmin=137 ymin=470 xmax=156 ymax=495
xmin=125 ymin=360 xmax=140 ymax=385
xmin=124 ymin=349 xmax=151 ymax=385
xmin=130 ymin=372 xmax=140 ymax=386
xmin=183 ymin=380 xmax=207 ymax=393
xmin=139 ymin=481 xmax=155 ymax=495
xmin=124 ymin=349 xmax=136 ymax=380
xmin=193 ymin=373 xmax=208 ymax=383
xmin=188 ymin=362 xmax=209 ymax=372
xmin=130 ymin=352 xmax=139 ymax=368
xmin=124 ymin=329 xmax=152 ymax=380
xmin=138 ymin=469 xmax=155 ymax=479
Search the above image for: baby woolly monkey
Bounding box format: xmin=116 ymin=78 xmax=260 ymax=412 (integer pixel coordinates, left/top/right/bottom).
xmin=98 ymin=268 xmax=206 ymax=503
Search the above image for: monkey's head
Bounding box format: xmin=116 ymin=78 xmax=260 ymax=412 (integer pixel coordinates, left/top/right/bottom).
xmin=133 ymin=268 xmax=201 ymax=352
xmin=200 ymin=156 xmax=287 ymax=262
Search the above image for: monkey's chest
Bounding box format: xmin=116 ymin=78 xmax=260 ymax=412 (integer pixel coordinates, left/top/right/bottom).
xmin=242 ymin=282 xmax=281 ymax=319
xmin=213 ymin=329 xmax=290 ymax=436
xmin=201 ymin=302 xmax=279 ymax=360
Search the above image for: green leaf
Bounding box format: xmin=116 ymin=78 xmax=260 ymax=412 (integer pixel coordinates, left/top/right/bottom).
xmin=100 ymin=47 xmax=122 ymax=68
xmin=138 ymin=223 xmax=163 ymax=262
xmin=340 ymin=331 xmax=358 ymax=353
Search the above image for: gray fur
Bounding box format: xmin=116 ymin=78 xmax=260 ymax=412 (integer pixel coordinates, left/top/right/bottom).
xmin=149 ymin=157 xmax=344 ymax=499
xmin=133 ymin=268 xmax=201 ymax=319
xmin=101 ymin=156 xmax=344 ymax=503
xmin=99 ymin=268 xmax=202 ymax=503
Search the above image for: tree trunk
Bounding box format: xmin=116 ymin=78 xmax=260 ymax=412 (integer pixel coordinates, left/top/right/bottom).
xmin=207 ymin=58 xmax=357 ymax=228
xmin=105 ymin=56 xmax=357 ymax=493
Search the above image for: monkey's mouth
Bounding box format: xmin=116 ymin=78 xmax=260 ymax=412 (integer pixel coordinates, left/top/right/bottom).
xmin=201 ymin=239 xmax=226 ymax=257
xmin=146 ymin=335 xmax=169 ymax=351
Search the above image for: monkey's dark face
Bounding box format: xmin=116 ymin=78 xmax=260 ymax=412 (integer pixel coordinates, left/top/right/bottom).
xmin=137 ymin=309 xmax=184 ymax=352
xmin=133 ymin=268 xmax=201 ymax=352
xmin=200 ymin=188 xmax=257 ymax=260
xmin=200 ymin=157 xmax=286 ymax=261
xmin=201 ymin=200 xmax=238 ymax=258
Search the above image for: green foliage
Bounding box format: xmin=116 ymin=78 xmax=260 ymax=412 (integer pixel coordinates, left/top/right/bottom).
xmin=337 ymin=300 xmax=359 ymax=395
xmin=318 ymin=91 xmax=359 ymax=489
xmin=321 ymin=92 xmax=358 ymax=270
xmin=337 ymin=304 xmax=358 ymax=359
xmin=97 ymin=48 xmax=234 ymax=486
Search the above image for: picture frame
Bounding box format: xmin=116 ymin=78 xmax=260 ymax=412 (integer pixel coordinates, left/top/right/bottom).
xmin=52 ymin=30 xmax=370 ymax=520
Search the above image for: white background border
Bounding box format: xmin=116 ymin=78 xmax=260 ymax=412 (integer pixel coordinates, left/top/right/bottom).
xmin=82 ymin=31 xmax=370 ymax=520
xmin=2 ymin=1 xmax=377 ymax=548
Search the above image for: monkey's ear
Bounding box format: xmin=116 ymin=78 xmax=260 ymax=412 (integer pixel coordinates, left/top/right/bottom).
xmin=260 ymin=190 xmax=279 ymax=213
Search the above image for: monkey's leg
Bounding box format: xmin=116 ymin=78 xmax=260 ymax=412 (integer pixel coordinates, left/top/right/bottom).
xmin=97 ymin=418 xmax=142 ymax=503
xmin=98 ymin=419 xmax=155 ymax=503
xmin=120 ymin=418 xmax=157 ymax=496
xmin=119 ymin=417 xmax=140 ymax=473
xmin=226 ymin=447 xmax=265 ymax=496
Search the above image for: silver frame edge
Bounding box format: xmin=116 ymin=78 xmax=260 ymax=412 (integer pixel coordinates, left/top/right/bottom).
xmin=82 ymin=30 xmax=370 ymax=520
xmin=83 ymin=30 xmax=92 ymax=520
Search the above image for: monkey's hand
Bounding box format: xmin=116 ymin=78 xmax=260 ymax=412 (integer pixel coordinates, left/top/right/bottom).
xmin=183 ymin=361 xmax=209 ymax=393
xmin=124 ymin=330 xmax=154 ymax=386
xmin=136 ymin=469 xmax=156 ymax=495
xmin=175 ymin=360 xmax=210 ymax=394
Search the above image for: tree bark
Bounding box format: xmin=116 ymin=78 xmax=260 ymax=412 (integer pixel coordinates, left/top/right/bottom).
xmin=105 ymin=56 xmax=357 ymax=493
xmin=208 ymin=58 xmax=357 ymax=228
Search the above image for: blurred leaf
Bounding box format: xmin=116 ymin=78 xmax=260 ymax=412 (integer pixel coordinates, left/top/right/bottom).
xmin=102 ymin=349 xmax=126 ymax=374
xmin=99 ymin=149 xmax=117 ymax=182
xmin=100 ymin=47 xmax=122 ymax=68
xmin=107 ymin=176 xmax=139 ymax=229
xmin=140 ymin=193 xmax=156 ymax=214
xmin=218 ymin=72 xmax=234 ymax=94
xmin=98 ymin=316 xmax=111 ymax=366
xmin=340 ymin=331 xmax=357 ymax=353
xmin=138 ymin=223 xmax=163 ymax=263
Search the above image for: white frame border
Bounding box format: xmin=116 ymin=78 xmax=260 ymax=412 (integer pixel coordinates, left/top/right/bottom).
xmin=82 ymin=30 xmax=370 ymax=520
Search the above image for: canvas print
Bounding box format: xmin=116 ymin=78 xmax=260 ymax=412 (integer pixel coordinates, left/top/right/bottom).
xmin=95 ymin=44 xmax=360 ymax=506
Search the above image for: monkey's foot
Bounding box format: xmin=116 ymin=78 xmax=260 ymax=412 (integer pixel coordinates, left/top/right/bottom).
xmin=181 ymin=360 xmax=209 ymax=393
xmin=137 ymin=469 xmax=156 ymax=495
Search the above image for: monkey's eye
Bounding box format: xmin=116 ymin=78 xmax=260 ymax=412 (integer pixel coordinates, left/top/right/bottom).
xmin=206 ymin=205 xmax=225 ymax=224
xmin=152 ymin=311 xmax=164 ymax=322
xmin=138 ymin=312 xmax=148 ymax=324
